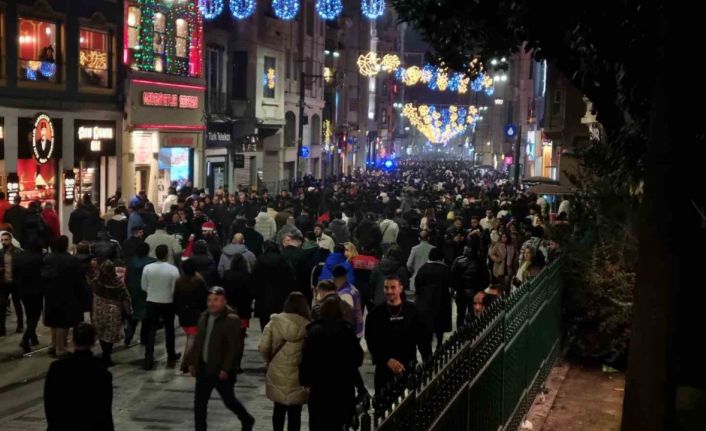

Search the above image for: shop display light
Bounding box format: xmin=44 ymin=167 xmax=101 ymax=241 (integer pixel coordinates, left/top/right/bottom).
xmin=229 ymin=0 xmax=257 ymax=18
xmin=361 ymin=0 xmax=384 ymax=19
xmin=198 ymin=0 xmax=224 ymax=19
xmin=272 ymin=0 xmax=299 ymax=20
xmin=315 ymin=0 xmax=342 ymax=20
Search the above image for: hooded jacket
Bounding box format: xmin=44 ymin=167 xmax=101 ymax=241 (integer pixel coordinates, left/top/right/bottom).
xmin=258 ymin=312 xmax=310 ymax=406
xmin=318 ymin=252 xmax=355 ymax=285
xmin=254 ymin=212 xmax=277 ymax=242
xmin=218 ymin=243 xmax=256 ymax=277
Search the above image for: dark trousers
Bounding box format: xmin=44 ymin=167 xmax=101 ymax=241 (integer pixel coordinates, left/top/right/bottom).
xmin=0 ymin=283 xmax=23 ymax=332
xmin=20 ymin=292 xmax=43 ymax=343
xmin=125 ymin=317 xmax=149 ymax=344
xmin=100 ymin=340 xmax=113 ymax=365
xmin=308 ymin=400 xmax=347 ymax=431
xmin=144 ymin=302 xmax=177 ymax=361
xmin=454 ymin=289 xmax=474 ymax=329
xmin=374 ymin=364 xmax=397 ymax=395
xmin=273 ymin=402 xmax=302 ymax=431
xmin=194 ymin=369 xmax=252 ymax=431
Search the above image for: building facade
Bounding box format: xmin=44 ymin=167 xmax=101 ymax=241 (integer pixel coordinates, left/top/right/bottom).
xmin=0 ymin=0 xmax=123 ymax=234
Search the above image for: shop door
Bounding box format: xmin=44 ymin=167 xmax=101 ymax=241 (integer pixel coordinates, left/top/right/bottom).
xmin=135 ymin=166 xmax=150 ymax=195
xmin=207 ymin=161 xmax=226 ymax=194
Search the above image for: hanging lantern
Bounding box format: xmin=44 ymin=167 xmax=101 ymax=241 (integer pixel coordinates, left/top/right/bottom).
xmin=229 ymin=0 xmax=257 ymax=19
xmin=272 ymin=0 xmax=299 ymax=20
xmin=315 ymin=0 xmax=343 ymax=20
xmin=198 ymin=0 xmax=224 ymax=19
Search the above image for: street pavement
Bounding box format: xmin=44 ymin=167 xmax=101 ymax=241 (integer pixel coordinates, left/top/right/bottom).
xmin=0 ymin=313 xmax=377 ymax=431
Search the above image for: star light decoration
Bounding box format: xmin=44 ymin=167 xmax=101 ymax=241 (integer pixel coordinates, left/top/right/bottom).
xmin=402 ymin=103 xmax=478 ymax=144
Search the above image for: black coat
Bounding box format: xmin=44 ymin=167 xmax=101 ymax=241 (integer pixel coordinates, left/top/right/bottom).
xmin=451 ymin=253 xmax=489 ymax=294
xmin=299 ymin=318 xmax=363 ymax=428
xmin=188 ymin=254 xmax=218 ymax=288
xmin=281 ymin=246 xmax=311 ymax=301
xmin=121 ymin=236 xmax=143 ymax=261
xmin=414 ymin=261 xmax=453 ymax=333
xmin=15 ymin=250 xmax=45 ymax=296
xmin=221 ymin=267 xmax=253 ymax=319
xmin=91 ymin=239 xmax=122 ymax=262
xmin=354 ymin=218 xmax=382 ymax=251
xmin=365 ymin=300 xmax=430 ymax=369
xmin=44 ymin=350 xmax=114 ymax=431
xmin=251 ymin=251 xmax=295 ymax=318
xmin=69 ymin=204 xmax=102 ymax=244
xmin=22 ymin=209 xmax=49 ymax=247
xmin=295 ymin=213 xmax=314 ymax=236
xmin=106 ymin=217 xmax=128 ymax=244
xmin=173 ymin=275 xmax=208 ymax=327
xmin=3 ymin=205 xmax=27 ymax=243
xmin=42 ymin=252 xmax=84 ymax=328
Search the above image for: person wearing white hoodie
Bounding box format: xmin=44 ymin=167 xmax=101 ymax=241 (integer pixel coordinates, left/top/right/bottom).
xmin=255 ymin=206 xmax=277 ymax=242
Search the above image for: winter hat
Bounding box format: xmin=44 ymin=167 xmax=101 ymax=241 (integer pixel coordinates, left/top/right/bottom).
xmin=201 ymin=221 xmax=216 ymax=232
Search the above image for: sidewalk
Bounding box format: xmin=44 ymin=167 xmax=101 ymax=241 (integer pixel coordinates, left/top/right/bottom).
xmin=524 ymin=362 xmax=625 ymax=431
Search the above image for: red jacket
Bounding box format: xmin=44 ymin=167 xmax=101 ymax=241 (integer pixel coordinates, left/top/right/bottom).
xmin=42 ymin=208 xmax=61 ymax=239
xmin=0 ymin=199 xmax=11 ymax=223
xmin=350 ymin=254 xmax=379 ymax=271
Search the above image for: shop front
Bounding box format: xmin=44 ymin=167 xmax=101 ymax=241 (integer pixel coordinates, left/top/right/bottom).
xmin=205 ymin=122 xmax=233 ymax=194
xmin=74 ymin=120 xmax=118 ymax=208
xmin=123 ymin=77 xmax=205 ymax=213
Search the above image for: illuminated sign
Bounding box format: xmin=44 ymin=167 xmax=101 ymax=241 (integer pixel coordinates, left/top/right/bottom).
xmin=75 ymin=120 xmax=117 ymax=157
xmin=64 ymin=170 xmax=76 ymax=204
xmin=6 ymin=173 xmax=19 ymax=202
xmin=142 ymin=91 xmax=199 ymax=109
xmin=32 ymin=113 xmax=55 ymax=164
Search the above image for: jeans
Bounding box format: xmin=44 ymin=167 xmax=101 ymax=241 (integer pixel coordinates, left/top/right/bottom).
xmin=272 ymin=402 xmax=302 ymax=431
xmin=194 ymin=369 xmax=253 ymax=431
xmin=144 ymin=302 xmax=177 ymax=361
xmin=20 ymin=292 xmax=43 ymax=343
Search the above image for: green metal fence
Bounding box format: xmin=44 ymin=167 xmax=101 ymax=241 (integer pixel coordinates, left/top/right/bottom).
xmin=352 ymin=256 xmax=565 ymax=431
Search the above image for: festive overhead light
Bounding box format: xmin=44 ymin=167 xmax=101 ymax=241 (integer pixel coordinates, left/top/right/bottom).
xmin=404 ymin=65 xmax=422 ymax=85
xmin=361 ymin=0 xmax=384 ymax=19
xmin=420 ymin=64 xmax=434 ymax=83
xmin=272 ymin=0 xmax=299 ymax=20
xmin=323 ymin=66 xmax=333 ymax=83
xmin=402 ymin=103 xmax=477 ymax=144
xmin=315 ymin=0 xmax=343 ymax=20
xmin=229 ymin=0 xmax=257 ymax=19
xmin=395 ymin=66 xmax=405 ymax=81
xmin=380 ymin=54 xmax=400 ymax=73
xmin=264 ymin=67 xmax=276 ymax=89
xmin=357 ymin=52 xmax=380 ymax=77
xmin=198 ymin=0 xmax=224 ymax=19
xmin=436 ymin=70 xmax=449 ymax=91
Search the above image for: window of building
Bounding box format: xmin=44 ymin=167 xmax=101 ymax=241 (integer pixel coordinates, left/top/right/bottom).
xmin=284 ymin=112 xmax=296 ymax=147
xmin=152 ymin=12 xmax=166 ymax=72
xmin=231 ymin=51 xmax=247 ymax=99
xmin=18 ymin=18 xmax=58 ymax=82
xmin=307 ymin=2 xmax=314 ymax=36
xmin=206 ymin=47 xmax=222 ymax=111
xmin=127 ymin=6 xmax=141 ymax=49
xmin=263 ymin=56 xmax=276 ymax=98
xmin=175 ymin=18 xmax=188 ymax=58
xmin=79 ymin=29 xmax=110 ymax=88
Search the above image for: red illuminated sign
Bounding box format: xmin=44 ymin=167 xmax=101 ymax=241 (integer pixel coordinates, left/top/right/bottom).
xmin=142 ymin=92 xmax=199 ymax=109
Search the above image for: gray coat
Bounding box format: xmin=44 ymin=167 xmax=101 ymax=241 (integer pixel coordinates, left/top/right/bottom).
xmin=407 ymin=241 xmax=435 ymax=291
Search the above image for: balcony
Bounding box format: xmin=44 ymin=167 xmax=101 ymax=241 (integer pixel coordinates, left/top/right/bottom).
xmin=206 ymin=92 xmax=229 ymax=115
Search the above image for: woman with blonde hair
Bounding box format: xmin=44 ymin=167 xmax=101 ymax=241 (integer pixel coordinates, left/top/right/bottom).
xmin=258 ymin=292 xmax=311 ymax=431
xmin=343 ymin=242 xmax=358 ymax=260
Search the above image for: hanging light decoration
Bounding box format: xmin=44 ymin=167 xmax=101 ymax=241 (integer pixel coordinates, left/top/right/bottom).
xmin=420 ymin=64 xmax=434 ymax=83
xmin=380 ymin=54 xmax=400 ymax=73
xmin=40 ymin=62 xmax=57 ymax=78
xmin=315 ymin=0 xmax=343 ymax=20
xmin=395 ymin=66 xmax=406 ymax=81
xmin=403 ymin=103 xmax=477 ymax=144
xmin=436 ymin=70 xmax=449 ymax=91
xmin=198 ymin=0 xmax=224 ymax=19
xmin=361 ymin=0 xmax=384 ymax=19
xmin=272 ymin=0 xmax=299 ymax=20
xmin=357 ymin=52 xmax=380 ymax=77
xmin=448 ymin=73 xmax=461 ymax=92
xmin=471 ymin=73 xmax=485 ymax=92
xmin=229 ymin=0 xmax=257 ymax=19
xmin=403 ymin=65 xmax=422 ymax=85
xmin=484 ymin=85 xmax=495 ymax=96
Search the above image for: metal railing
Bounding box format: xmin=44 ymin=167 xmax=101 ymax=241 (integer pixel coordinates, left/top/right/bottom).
xmin=352 ymin=256 xmax=565 ymax=431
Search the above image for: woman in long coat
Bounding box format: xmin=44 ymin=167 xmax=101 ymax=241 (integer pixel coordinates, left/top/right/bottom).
xmin=91 ymin=260 xmax=132 ymax=367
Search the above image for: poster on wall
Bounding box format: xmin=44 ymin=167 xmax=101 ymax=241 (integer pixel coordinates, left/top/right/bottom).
xmin=32 ymin=113 xmax=56 ymax=164
xmin=17 ymin=116 xmax=62 ymax=206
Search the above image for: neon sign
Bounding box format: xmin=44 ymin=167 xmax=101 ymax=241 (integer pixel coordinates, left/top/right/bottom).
xmin=142 ymin=92 xmax=199 ymax=109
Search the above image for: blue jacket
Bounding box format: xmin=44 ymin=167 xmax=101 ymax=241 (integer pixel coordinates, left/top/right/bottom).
xmin=318 ymin=252 xmax=355 ymax=285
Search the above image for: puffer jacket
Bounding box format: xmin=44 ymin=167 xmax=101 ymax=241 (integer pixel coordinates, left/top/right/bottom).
xmin=254 ymin=212 xmax=277 ymax=242
xmin=258 ymin=312 xmax=310 ymax=406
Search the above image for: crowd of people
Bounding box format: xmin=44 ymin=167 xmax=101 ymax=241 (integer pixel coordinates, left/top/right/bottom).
xmin=0 ymin=160 xmax=571 ymax=431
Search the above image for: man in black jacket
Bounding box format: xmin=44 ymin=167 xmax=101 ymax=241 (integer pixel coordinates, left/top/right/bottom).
xmin=3 ymin=195 xmax=27 ymax=244
xmin=414 ymin=247 xmax=453 ymax=351
xmin=451 ymin=245 xmax=489 ymax=328
xmin=365 ymin=274 xmax=430 ymax=394
xmin=44 ymin=322 xmax=114 ymax=431
xmin=0 ymin=231 xmax=24 ymax=336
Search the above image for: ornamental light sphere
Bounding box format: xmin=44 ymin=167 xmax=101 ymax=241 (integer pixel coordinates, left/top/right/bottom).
xmin=361 ymin=0 xmax=385 ymax=19
xmin=315 ymin=0 xmax=342 ymax=20
xmin=436 ymin=71 xmax=449 ymax=91
xmin=272 ymin=0 xmax=299 ymax=20
xmin=380 ymin=54 xmax=401 ymax=73
xmin=198 ymin=0 xmax=224 ymax=19
xmin=357 ymin=52 xmax=380 ymax=77
xmin=229 ymin=0 xmax=257 ymax=19
xmin=404 ymin=65 xmax=422 ymax=85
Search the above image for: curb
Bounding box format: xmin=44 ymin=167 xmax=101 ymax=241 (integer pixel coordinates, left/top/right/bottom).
xmin=521 ymin=361 xmax=571 ymax=430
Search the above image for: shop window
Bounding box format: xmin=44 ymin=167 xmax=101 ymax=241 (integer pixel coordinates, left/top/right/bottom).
xmin=153 ymin=12 xmax=166 ymax=72
xmin=80 ymin=29 xmax=111 ymax=88
xmin=263 ymin=56 xmax=276 ymax=99
xmin=127 ymin=6 xmax=141 ymax=49
xmin=18 ymin=18 xmax=58 ymax=82
xmin=175 ymin=18 xmax=189 ymax=58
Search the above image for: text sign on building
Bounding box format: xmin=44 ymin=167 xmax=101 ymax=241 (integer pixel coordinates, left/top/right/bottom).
xmin=142 ymin=92 xmax=199 ymax=109
xmin=75 ymin=120 xmax=117 ymax=157
xmin=206 ymin=122 xmax=232 ymax=147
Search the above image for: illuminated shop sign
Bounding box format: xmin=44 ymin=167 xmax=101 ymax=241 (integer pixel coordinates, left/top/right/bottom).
xmin=64 ymin=170 xmax=76 ymax=204
xmin=75 ymin=120 xmax=117 ymax=157
xmin=142 ymin=91 xmax=199 ymax=109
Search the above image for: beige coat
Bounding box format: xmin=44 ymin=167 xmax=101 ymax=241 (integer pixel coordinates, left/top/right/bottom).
xmin=258 ymin=312 xmax=310 ymax=406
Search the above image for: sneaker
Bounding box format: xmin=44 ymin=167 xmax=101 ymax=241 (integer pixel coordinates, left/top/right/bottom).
xmin=19 ymin=341 xmax=31 ymax=354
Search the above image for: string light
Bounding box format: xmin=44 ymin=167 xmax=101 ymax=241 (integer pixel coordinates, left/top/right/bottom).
xmin=361 ymin=0 xmax=384 ymax=19
xmin=229 ymin=0 xmax=257 ymax=19
xmin=315 ymin=0 xmax=342 ymax=20
xmin=272 ymin=0 xmax=299 ymax=20
xmin=263 ymin=67 xmax=276 ymax=89
xmin=402 ymin=103 xmax=478 ymax=144
xmin=198 ymin=0 xmax=224 ymax=19
xmin=403 ymin=65 xmax=422 ymax=85
xmin=395 ymin=66 xmax=405 ymax=81
xmin=420 ymin=64 xmax=434 ymax=83
xmin=436 ymin=70 xmax=449 ymax=91
xmin=40 ymin=62 xmax=56 ymax=78
xmin=380 ymin=54 xmax=400 ymax=73
xmin=357 ymin=52 xmax=380 ymax=77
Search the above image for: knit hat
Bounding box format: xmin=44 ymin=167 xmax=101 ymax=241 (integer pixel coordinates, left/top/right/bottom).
xmin=201 ymin=221 xmax=216 ymax=232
